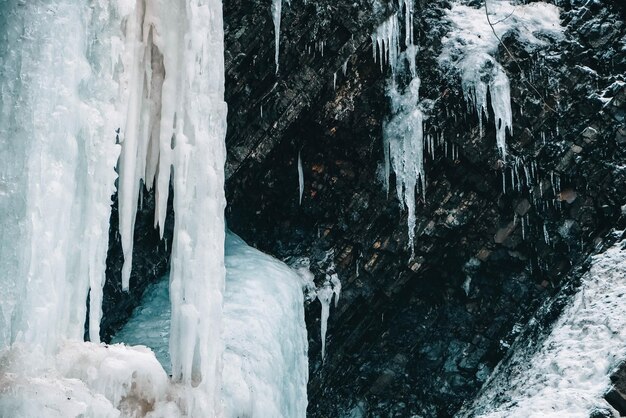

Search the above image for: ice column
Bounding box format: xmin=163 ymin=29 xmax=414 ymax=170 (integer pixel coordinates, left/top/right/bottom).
xmin=0 ymin=1 xmax=121 ymax=350
xmin=372 ymin=1 xmax=424 ymax=251
xmin=460 ymin=56 xmax=512 ymax=160
xmin=113 ymin=0 xmax=228 ymax=414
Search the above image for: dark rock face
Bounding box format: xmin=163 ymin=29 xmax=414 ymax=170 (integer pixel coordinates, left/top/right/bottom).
xmin=100 ymin=0 xmax=626 ymax=416
xmin=606 ymin=362 xmax=626 ymax=416
xmin=222 ymin=0 xmax=626 ymax=416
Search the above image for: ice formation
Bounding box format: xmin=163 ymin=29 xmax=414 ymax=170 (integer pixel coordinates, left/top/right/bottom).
xmin=439 ymin=0 xmax=564 ymax=160
xmin=371 ymin=13 xmax=400 ymax=73
xmin=0 ymin=0 xmax=122 ymax=353
xmin=271 ymin=0 xmax=282 ymax=72
xmin=0 ymin=0 xmax=228 ymax=416
xmin=298 ymin=150 xmax=304 ymax=205
xmin=383 ymin=78 xmax=425 ymax=251
xmin=466 ymin=235 xmax=626 ymax=417
xmin=372 ymin=0 xmax=425 ymax=252
xmin=317 ymin=282 xmax=335 ymax=361
xmin=113 ymin=232 xmax=309 ymax=418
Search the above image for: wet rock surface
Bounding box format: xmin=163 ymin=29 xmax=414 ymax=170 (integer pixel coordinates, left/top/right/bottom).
xmin=101 ymin=0 xmax=626 ymax=416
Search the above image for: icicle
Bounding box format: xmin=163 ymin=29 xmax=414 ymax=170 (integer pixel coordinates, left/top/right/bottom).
xmin=333 ymin=72 xmax=337 ymax=90
xmin=271 ymin=0 xmax=282 ymax=73
xmin=298 ymin=150 xmax=304 ymax=205
xmin=317 ymin=282 xmax=334 ymax=361
xmin=543 ymin=223 xmax=550 ymax=245
xmin=502 ymin=169 xmax=507 ymax=194
xmin=260 ymin=105 xmax=263 ymax=118
xmin=342 ymin=59 xmax=348 ymax=76
xmin=371 ymin=14 xmax=400 ymax=73
xmin=383 ymin=77 xmax=424 ymax=252
xmin=330 ymin=273 xmax=341 ymax=307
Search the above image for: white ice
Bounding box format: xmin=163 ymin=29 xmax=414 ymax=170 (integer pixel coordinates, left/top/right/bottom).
xmin=438 ymin=0 xmax=563 ymax=160
xmin=113 ymin=232 xmax=309 ymax=418
xmin=0 ymin=0 xmax=228 ymax=416
xmin=317 ymin=282 xmax=335 ymax=361
xmin=465 ymin=235 xmax=626 ymax=418
xmin=298 ymin=150 xmax=304 ymax=205
xmin=0 ymin=0 xmax=122 ymax=352
xmin=383 ymin=78 xmax=425 ymax=252
xmin=271 ymin=0 xmax=282 ymax=72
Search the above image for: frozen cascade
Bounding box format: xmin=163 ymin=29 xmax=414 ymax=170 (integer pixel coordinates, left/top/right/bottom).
xmin=0 ymin=0 xmax=229 ymax=416
xmin=112 ymin=232 xmax=309 ymax=418
xmin=462 ymin=236 xmax=626 ymax=417
xmin=438 ymin=0 xmax=563 ymax=160
xmin=113 ymin=0 xmax=229 ymax=412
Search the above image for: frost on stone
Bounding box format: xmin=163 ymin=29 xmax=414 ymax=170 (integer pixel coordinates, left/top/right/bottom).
xmin=438 ymin=0 xmax=564 ymax=160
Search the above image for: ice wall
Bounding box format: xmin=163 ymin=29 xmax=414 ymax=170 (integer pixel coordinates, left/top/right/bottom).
xmin=0 ymin=0 xmax=122 ymax=351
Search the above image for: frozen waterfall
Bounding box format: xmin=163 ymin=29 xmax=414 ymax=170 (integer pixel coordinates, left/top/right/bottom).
xmin=0 ymin=0 xmax=308 ymax=417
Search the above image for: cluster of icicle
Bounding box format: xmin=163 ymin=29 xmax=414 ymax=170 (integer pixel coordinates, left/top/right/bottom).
xmin=438 ymin=0 xmax=564 ymax=161
xmin=116 ymin=3 xmax=228 ymax=408
xmin=371 ymin=0 xmax=424 ymax=252
xmin=0 ymin=0 xmax=227 ymax=415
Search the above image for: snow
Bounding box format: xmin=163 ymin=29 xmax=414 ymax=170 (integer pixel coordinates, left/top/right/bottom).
xmin=0 ymin=341 xmax=177 ymax=418
xmin=465 ymin=235 xmax=626 ymax=417
xmin=439 ymin=0 xmax=564 ymax=160
xmin=113 ymin=232 xmax=309 ymax=418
